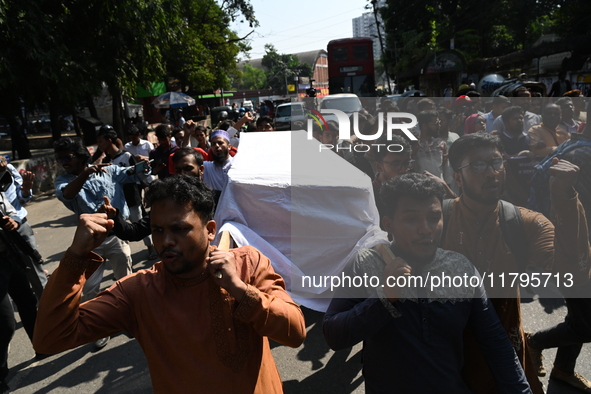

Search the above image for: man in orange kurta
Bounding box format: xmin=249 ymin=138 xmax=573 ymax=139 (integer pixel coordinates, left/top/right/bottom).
xmin=528 ymin=103 xmax=570 ymax=157
xmin=444 ymin=133 xmax=591 ymax=394
xmin=33 ymin=176 xmax=306 ymax=394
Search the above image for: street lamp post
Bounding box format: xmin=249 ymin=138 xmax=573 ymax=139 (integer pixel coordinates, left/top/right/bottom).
xmin=284 ymin=72 xmax=288 ymax=96
xmin=371 ymin=0 xmax=392 ymax=94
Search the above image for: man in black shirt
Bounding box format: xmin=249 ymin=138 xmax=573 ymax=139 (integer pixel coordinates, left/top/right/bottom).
xmin=498 ymin=106 xmax=532 ymax=157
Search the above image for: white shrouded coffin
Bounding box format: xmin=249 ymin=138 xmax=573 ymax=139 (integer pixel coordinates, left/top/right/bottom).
xmin=214 ymin=130 xmax=387 ymax=311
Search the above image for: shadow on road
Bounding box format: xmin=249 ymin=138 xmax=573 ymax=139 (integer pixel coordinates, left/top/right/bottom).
xmin=273 ymin=307 xmax=364 ymax=394
xmin=11 ymin=335 xmax=152 ymax=394
xmin=283 ymin=346 xmax=363 ymax=394
xmin=31 ymin=193 xmax=59 ymax=204
xmin=30 ymin=214 xmax=77 ymax=231
xmin=547 ymin=376 xmax=584 ymax=393
xmin=537 ymin=297 xmax=566 ymax=314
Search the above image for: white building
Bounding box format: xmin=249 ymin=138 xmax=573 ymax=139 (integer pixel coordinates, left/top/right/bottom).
xmin=352 ymin=6 xmax=385 ymax=60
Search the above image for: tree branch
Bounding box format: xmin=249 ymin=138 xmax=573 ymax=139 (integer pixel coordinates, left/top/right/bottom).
xmin=223 ymin=30 xmax=255 ymax=44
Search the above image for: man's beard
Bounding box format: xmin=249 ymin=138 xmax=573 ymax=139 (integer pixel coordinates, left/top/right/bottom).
xmin=426 ymin=128 xmax=439 ymax=138
xmin=213 ymin=150 xmax=228 ymax=164
xmin=460 ymin=172 xmax=502 ymax=205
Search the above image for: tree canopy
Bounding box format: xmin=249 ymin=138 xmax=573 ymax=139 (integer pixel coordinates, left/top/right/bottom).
xmin=234 ymin=64 xmax=267 ymax=90
xmin=380 ymin=0 xmax=591 ymax=75
xmin=261 ymin=44 xmax=312 ymax=92
xmin=0 ymin=0 xmax=257 ymax=148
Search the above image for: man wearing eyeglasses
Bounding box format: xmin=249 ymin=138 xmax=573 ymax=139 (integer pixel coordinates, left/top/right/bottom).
xmin=443 ymin=133 xmax=591 ymax=393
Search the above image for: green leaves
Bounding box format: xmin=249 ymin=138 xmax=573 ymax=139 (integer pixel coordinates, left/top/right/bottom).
xmin=382 ymin=0 xmax=579 ymax=76
xmin=0 ymin=0 xmax=256 ymax=114
xmin=261 ymin=44 xmax=311 ymax=92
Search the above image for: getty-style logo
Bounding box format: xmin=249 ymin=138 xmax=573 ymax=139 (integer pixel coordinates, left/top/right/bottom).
xmin=305 ymin=109 xmax=418 ymax=153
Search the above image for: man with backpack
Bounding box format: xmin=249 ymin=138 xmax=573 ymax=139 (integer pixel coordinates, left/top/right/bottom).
xmin=442 ymin=133 xmax=591 ymax=393
xmin=526 ymin=107 xmax=591 ymax=392
xmin=323 ymin=174 xmax=531 ymax=393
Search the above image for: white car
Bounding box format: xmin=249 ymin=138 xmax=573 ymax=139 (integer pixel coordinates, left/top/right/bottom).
xmin=319 ymin=94 xmax=362 ymax=115
xmin=274 ymin=102 xmax=307 ymax=131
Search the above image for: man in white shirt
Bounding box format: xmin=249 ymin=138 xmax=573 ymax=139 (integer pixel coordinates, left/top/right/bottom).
xmin=124 ymin=125 xmax=155 ymax=184
xmin=556 ymin=97 xmax=581 ymax=134
xmin=177 ymin=109 xmax=186 ymax=128
xmin=125 ymin=125 xmax=154 ymax=161
xmin=203 ymin=130 xmax=233 ymax=191
xmin=484 ymin=95 xmax=510 ymax=132
xmin=491 ymin=88 xmax=541 ymax=134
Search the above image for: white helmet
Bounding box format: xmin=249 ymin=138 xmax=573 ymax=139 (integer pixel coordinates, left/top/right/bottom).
xmin=477 ymin=74 xmax=506 ymax=97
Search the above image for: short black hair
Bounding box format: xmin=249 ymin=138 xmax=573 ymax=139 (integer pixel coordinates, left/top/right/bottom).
xmin=416 ymin=98 xmax=436 ymax=112
xmin=380 ymin=173 xmax=445 ymax=218
xmin=543 ymin=103 xmax=561 ymax=115
xmin=145 ymin=175 xmax=214 ymax=222
xmin=53 ymin=137 xmax=91 ymax=165
xmin=155 ymin=124 xmax=171 ymax=139
xmin=97 ymin=127 xmax=118 ymax=143
xmin=448 ymin=133 xmax=504 ymax=172
xmin=374 ymin=133 xmax=411 ymax=162
xmin=555 ymin=97 xmax=573 ymax=108
xmin=218 ymin=121 xmax=234 ymax=131
xmin=380 ymin=99 xmax=397 ymax=111
xmin=513 ymin=86 xmax=530 ymax=97
xmin=438 ymin=108 xmax=454 ymax=120
xmin=127 ymin=124 xmax=141 ymax=135
xmin=417 ymin=110 xmax=439 ymax=125
xmin=501 ymin=106 xmax=524 ymax=123
xmin=256 ymin=116 xmax=274 ymax=128
xmin=492 ymin=95 xmax=511 ymax=106
xmin=172 ymin=147 xmax=204 ymax=166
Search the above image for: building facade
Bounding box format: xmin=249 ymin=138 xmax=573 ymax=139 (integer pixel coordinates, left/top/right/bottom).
xmin=352 ymin=2 xmax=386 ymax=61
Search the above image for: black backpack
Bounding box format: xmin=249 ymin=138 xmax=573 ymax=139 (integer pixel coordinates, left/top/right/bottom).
xmin=442 ymin=199 xmax=529 ymax=275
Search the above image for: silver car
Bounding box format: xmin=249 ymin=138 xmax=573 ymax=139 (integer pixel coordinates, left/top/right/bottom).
xmin=274 ymin=102 xmax=307 ymax=130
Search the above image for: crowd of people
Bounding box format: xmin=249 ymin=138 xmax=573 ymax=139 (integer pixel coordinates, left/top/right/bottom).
xmin=0 ymin=85 xmax=590 ymax=393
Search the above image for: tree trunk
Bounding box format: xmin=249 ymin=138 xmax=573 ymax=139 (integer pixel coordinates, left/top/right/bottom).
xmin=111 ymin=88 xmax=125 ymax=141
xmin=72 ymin=110 xmax=82 ymax=137
xmin=86 ymin=94 xmax=99 ymax=119
xmin=48 ymin=88 xmax=62 ymax=141
xmin=8 ymin=116 xmax=32 ymax=160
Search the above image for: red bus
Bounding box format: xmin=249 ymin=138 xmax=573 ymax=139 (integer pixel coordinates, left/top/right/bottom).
xmin=327 ymin=37 xmax=376 ymax=97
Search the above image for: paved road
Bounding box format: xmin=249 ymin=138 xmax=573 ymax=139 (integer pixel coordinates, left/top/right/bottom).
xmin=6 ymin=194 xmax=590 ymax=393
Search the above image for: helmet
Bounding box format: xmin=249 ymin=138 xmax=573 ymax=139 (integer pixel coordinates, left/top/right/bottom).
xmin=477 ymin=74 xmax=506 ymax=97
xmin=454 ymin=95 xmax=472 ymax=107
xmin=219 ymin=111 xmax=228 ymax=120
xmin=98 ymin=124 xmax=117 ymax=141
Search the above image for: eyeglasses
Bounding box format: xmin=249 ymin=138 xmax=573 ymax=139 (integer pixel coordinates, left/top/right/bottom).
xmin=56 ymin=154 xmax=75 ymax=163
xmin=458 ymin=158 xmax=504 ymax=174
xmin=381 ymin=159 xmax=414 ymax=171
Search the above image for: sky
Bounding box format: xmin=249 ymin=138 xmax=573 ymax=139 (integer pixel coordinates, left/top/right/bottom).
xmin=231 ymin=0 xmax=371 ymax=60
